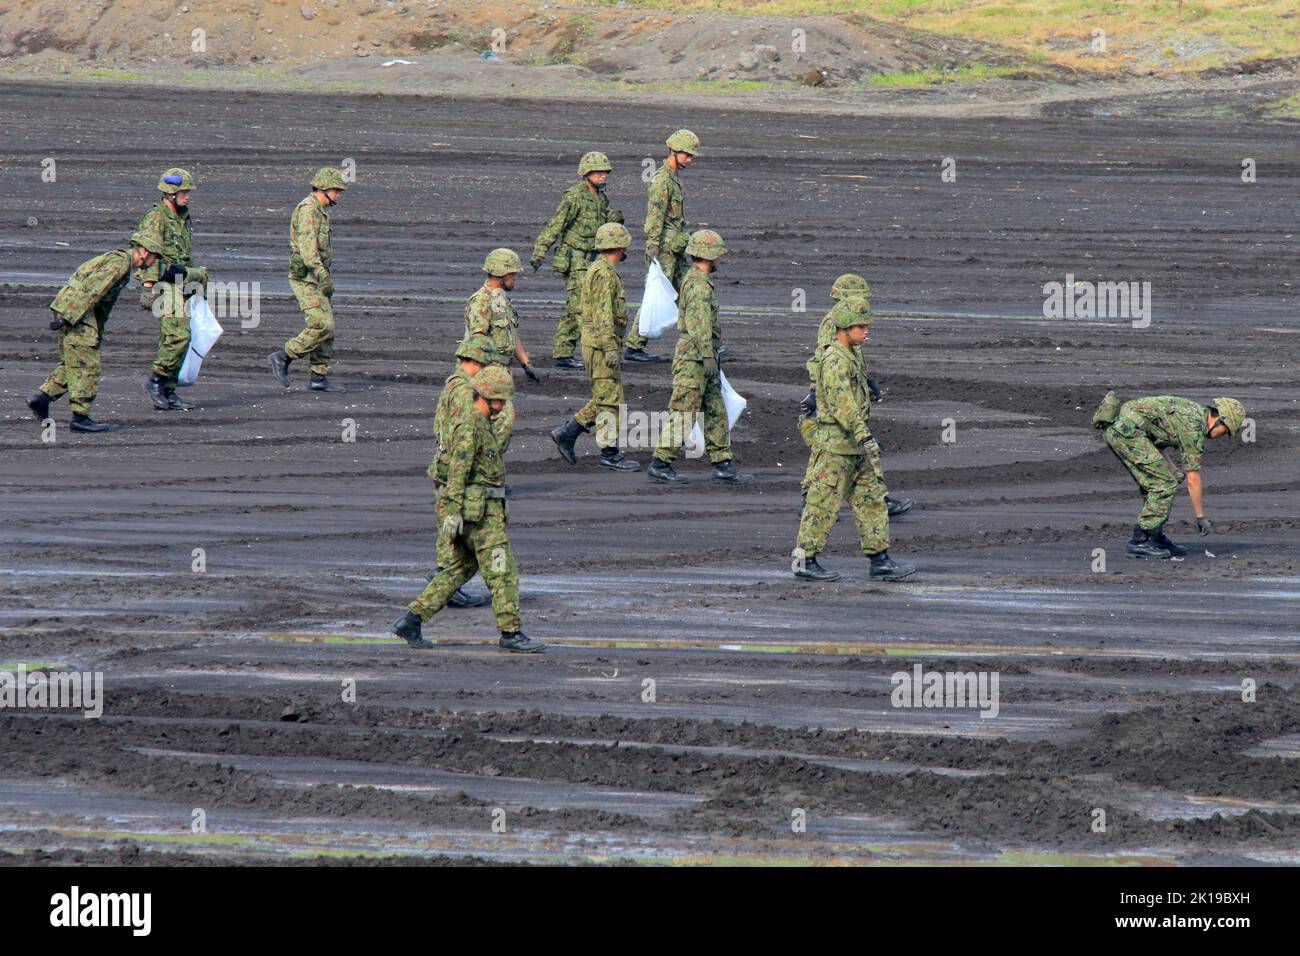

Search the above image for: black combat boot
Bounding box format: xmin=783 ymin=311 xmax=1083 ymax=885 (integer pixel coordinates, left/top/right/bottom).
xmin=599 ymin=447 xmax=640 ymax=471
xmin=1126 ymin=524 xmax=1172 ymax=559
xmin=623 ymin=348 xmax=663 ymax=363
xmin=426 ymin=569 xmax=489 ymax=608
xmin=712 ymin=460 xmax=753 ymax=484
xmin=794 ymin=554 xmax=841 ymax=582
xmin=553 ymin=356 xmax=585 ymax=370
xmin=499 ymin=631 xmax=546 ymax=653
xmin=69 ymin=413 xmax=111 ymax=433
xmin=146 ymin=373 xmax=170 ymax=411
xmin=165 ymin=387 xmax=196 ymax=411
xmin=869 ymin=550 xmax=916 ymax=581
xmin=392 ymin=610 xmax=434 ymax=648
xmin=26 ymin=390 xmax=52 ymax=422
xmin=1149 ymin=524 xmax=1188 ymax=557
xmin=550 ymin=418 xmax=587 ymax=465
xmin=886 ymin=496 xmax=915 ymax=518
xmin=268 ymin=350 xmax=292 ymax=388
xmin=310 ymin=374 xmax=345 ymax=393
xmin=647 ymin=459 xmax=688 ymax=484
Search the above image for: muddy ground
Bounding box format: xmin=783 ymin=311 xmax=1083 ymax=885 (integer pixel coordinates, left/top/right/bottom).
xmin=1 ymin=79 xmax=1298 ymax=865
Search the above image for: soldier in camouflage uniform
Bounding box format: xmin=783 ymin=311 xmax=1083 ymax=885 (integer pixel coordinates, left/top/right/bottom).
xmin=393 ymin=365 xmax=545 ymax=653
xmin=137 ymin=167 xmax=208 ymax=412
xmin=1101 ymin=394 xmax=1244 ymax=558
xmin=798 ymin=274 xmax=914 ymax=519
xmin=626 ymin=129 xmax=701 ymax=363
xmin=549 ymin=223 xmax=641 ymax=471
xmin=530 ymin=151 xmax=625 ymax=369
xmin=647 ymin=230 xmax=751 ymax=485
xmin=792 ymin=297 xmax=916 ymax=582
xmin=269 ymin=167 xmax=347 ymax=393
xmin=27 ymin=233 xmax=162 ymax=433
xmin=457 ymin=248 xmax=544 ymax=454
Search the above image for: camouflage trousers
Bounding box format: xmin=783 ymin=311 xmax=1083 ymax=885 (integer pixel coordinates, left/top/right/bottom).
xmin=41 ymin=317 xmax=105 ymax=416
xmin=627 ymin=250 xmax=686 ymax=352
xmin=553 ymin=259 xmax=591 ymax=359
xmin=409 ymin=496 xmax=520 ymax=633
xmin=285 ymin=277 xmax=334 ymax=375
xmin=798 ymin=415 xmax=817 ymax=491
xmin=796 ymin=448 xmax=889 ymax=557
xmin=151 ymin=280 xmax=191 ymax=387
xmin=653 ymin=355 xmax=730 ymax=465
xmin=574 ymin=342 xmax=624 ymax=447
xmin=1104 ymin=417 xmax=1180 ymax=530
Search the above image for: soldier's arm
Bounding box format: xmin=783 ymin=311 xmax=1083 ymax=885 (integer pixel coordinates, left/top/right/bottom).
xmin=590 ymin=269 xmax=620 ymax=351
xmin=441 ymin=421 xmax=479 ymax=516
xmin=295 ymin=206 xmax=327 ymax=282
xmin=644 ymin=175 xmax=668 ymax=251
xmin=679 ymin=281 xmax=714 ymax=360
xmin=532 ymin=193 xmax=574 ymax=261
xmin=466 ymin=295 xmax=492 ymax=335
xmin=823 ymin=355 xmax=868 ymax=443
xmin=1186 ymin=471 xmax=1204 ymax=517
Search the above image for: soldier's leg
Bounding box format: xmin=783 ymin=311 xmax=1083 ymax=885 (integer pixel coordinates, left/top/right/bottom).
xmin=592 ymin=374 xmax=624 ymax=450
xmin=285 ymin=280 xmax=334 ymax=374
xmin=1105 ymin=425 xmax=1178 ymax=530
xmin=574 ymin=343 xmax=604 ymax=431
xmin=493 ymin=398 xmax=516 ymax=454
xmin=653 ymin=356 xmax=703 ymax=464
xmin=553 ymin=266 xmax=585 ymax=359
xmin=57 ymin=321 xmax=103 ymax=417
xmin=409 ymin=504 xmax=478 ymax=621
xmin=40 ymin=355 xmax=70 ymax=403
xmin=795 ymin=450 xmax=851 ymax=555
xmin=849 ymin=453 xmax=891 ymax=555
xmin=467 ymin=503 xmax=521 ymax=634
xmin=307 ymin=297 xmax=335 ymax=377
xmin=151 ymin=281 xmax=191 ymax=388
xmin=702 ymin=373 xmax=731 ymax=464
xmin=798 ymin=418 xmax=818 ymax=493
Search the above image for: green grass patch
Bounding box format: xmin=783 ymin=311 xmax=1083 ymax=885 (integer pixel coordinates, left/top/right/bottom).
xmin=1268 ymin=91 xmax=1300 ymax=119
xmin=867 ymin=64 xmax=1022 ymax=87
xmin=78 ymin=68 xmax=147 ymax=82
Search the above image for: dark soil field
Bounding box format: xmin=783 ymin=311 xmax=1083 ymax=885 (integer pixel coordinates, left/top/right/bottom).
xmin=1 ymin=79 xmax=1297 ymax=865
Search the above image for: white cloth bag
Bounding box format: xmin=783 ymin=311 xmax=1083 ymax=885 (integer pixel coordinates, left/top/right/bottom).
xmin=636 ymin=260 xmax=678 ymax=339
xmin=689 ymin=369 xmax=747 ymax=449
xmin=177 ymin=294 xmax=223 ymax=387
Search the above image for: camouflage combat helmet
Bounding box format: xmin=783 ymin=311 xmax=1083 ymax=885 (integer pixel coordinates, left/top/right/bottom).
xmin=158 ymin=167 xmax=195 ymax=194
xmin=685 ymin=229 xmax=726 ymax=260
xmin=593 ymin=223 xmax=632 ymax=251
xmin=482 ymin=248 xmax=522 ymax=276
xmin=472 ymin=365 xmax=514 ymax=401
xmin=456 ymin=338 xmax=495 ymax=365
xmin=311 ymin=167 xmax=348 ymax=191
xmin=1211 ymin=397 xmax=1245 ymax=435
xmin=578 ymin=151 xmax=613 ymax=176
xmin=831 ymin=295 xmax=872 ymax=329
xmin=666 ymin=129 xmax=701 ymax=155
xmin=129 ymin=231 xmax=164 ymax=255
xmin=831 ymin=273 xmax=870 ymax=302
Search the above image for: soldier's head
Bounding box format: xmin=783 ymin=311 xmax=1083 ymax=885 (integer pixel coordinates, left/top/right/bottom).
xmin=685 ymin=229 xmax=726 ymax=273
xmin=666 ymin=129 xmax=700 ymax=170
xmin=129 ymin=231 xmax=163 ymax=268
xmin=830 ymin=273 xmax=870 ymax=304
xmin=1207 ymin=397 xmax=1245 ymax=439
xmin=472 ymin=365 xmax=513 ymax=419
xmin=159 ymin=168 xmax=195 ymax=209
xmin=579 ymin=151 xmax=612 ymax=191
xmin=483 ymin=248 xmax=522 ymax=290
xmin=594 ymin=223 xmax=631 ymax=264
xmin=832 ymin=296 xmax=872 ymax=346
xmin=311 ymin=167 xmax=348 ymax=206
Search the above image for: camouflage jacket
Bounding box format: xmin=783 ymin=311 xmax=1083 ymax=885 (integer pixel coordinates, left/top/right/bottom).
xmin=673 ymin=268 xmax=719 ymax=362
xmin=463 ymin=285 xmax=519 ymax=367
xmin=442 ymin=408 xmax=507 ymax=519
xmin=644 ymin=162 xmax=687 ymax=257
xmin=813 ymin=339 xmax=871 ymax=454
xmin=430 ymin=367 xmax=512 ymax=485
xmin=49 ymin=250 xmax=133 ymax=327
xmin=133 ymin=199 xmax=191 ymax=285
xmin=579 ymin=256 xmax=626 ymax=352
xmin=289 ymin=194 xmax=331 ymax=284
xmin=533 ymin=183 xmax=623 ymax=274
xmin=1116 ymin=395 xmax=1208 ymax=472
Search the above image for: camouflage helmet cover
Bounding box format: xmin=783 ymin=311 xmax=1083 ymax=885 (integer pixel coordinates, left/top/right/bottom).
xmin=685 ymin=229 xmax=726 ymax=260
xmin=130 ymin=231 xmax=164 ymax=255
xmin=593 ymin=223 xmax=632 ymax=250
xmin=831 ymin=273 xmax=870 ymax=302
xmin=831 ymin=295 xmax=873 ymax=329
xmin=472 ymin=365 xmax=514 ymax=401
xmin=311 ymin=167 xmax=348 ymax=191
xmin=1211 ymin=397 xmax=1245 ymax=435
xmin=666 ymin=129 xmax=701 ymax=155
xmin=158 ymin=167 xmax=196 ymax=194
xmin=482 ymin=248 xmax=522 ymax=276
xmin=578 ymin=151 xmax=613 ymax=176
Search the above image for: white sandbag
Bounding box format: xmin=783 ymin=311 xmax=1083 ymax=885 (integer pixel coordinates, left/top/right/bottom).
xmin=177 ymin=293 xmax=223 ymax=387
xmin=689 ymin=369 xmax=747 ymax=449
xmin=636 ymin=259 xmax=678 ymax=339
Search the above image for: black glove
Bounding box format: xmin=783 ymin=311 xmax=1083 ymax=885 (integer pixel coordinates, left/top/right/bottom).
xmin=529 ymin=256 xmax=542 ymax=272
xmin=799 ymin=388 xmax=816 ymax=417
xmin=1195 ymin=516 xmax=1213 ymax=536
xmin=161 ymin=262 xmax=187 ymax=285
xmin=49 ymin=316 xmax=67 ymax=331
xmin=523 ymin=363 xmax=543 ymax=384
xmin=868 ymin=378 xmax=882 ymax=402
